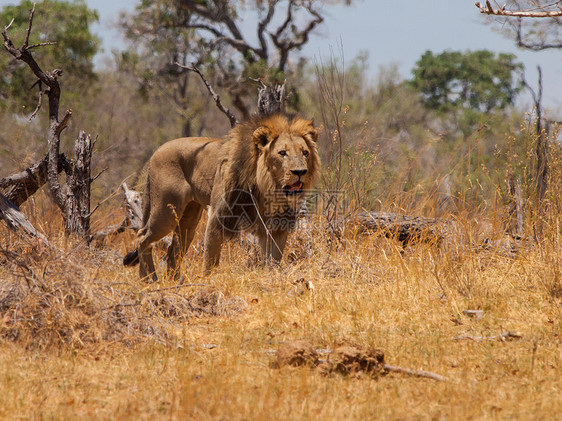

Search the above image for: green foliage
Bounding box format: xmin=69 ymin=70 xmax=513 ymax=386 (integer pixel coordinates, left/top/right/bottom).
xmin=409 ymin=50 xmax=523 ymax=114
xmin=0 ymin=0 xmax=99 ymax=111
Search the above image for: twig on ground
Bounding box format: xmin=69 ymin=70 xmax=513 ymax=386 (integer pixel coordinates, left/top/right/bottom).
xmin=383 ymin=364 xmax=449 ymax=382
xmin=145 ymin=283 xmax=209 ymax=293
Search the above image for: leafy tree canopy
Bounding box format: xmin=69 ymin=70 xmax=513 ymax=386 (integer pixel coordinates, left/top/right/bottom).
xmin=0 ymin=0 xmax=99 ymax=111
xmin=409 ymin=50 xmax=523 ymax=114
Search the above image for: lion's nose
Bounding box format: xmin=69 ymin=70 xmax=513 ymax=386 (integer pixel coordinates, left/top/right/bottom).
xmin=291 ymin=169 xmax=307 ymax=177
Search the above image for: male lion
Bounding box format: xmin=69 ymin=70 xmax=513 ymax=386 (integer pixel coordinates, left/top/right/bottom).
xmin=123 ymin=113 xmax=319 ymax=281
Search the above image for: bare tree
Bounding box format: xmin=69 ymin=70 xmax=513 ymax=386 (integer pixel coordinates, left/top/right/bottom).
xmin=120 ymin=0 xmax=349 ymax=120
xmin=476 ymin=1 xmax=562 ymax=50
xmin=2 ymin=4 xmax=95 ymax=240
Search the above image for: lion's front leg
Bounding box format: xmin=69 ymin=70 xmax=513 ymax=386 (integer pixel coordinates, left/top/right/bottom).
xmin=203 ymin=210 xmax=225 ymax=275
xmin=258 ymin=227 xmax=289 ymax=264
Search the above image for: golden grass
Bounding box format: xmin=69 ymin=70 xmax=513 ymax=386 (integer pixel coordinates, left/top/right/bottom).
xmin=0 ymin=204 xmax=560 ymax=420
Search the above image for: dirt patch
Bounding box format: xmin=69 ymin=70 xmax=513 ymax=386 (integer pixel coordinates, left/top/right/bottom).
xmin=275 ymin=340 xmax=385 ymax=378
xmin=275 ymin=340 xmax=319 ymax=367
xmin=189 ymin=287 xmax=248 ymax=317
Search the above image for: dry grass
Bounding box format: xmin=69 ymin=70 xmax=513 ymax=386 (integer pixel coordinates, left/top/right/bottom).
xmin=0 ymin=199 xmax=560 ymax=420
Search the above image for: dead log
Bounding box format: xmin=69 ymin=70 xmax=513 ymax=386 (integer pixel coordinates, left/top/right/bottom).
xmin=350 ymin=211 xmax=449 ymax=246
xmin=0 ymin=153 xmax=70 ymax=207
xmin=0 ymin=193 xmax=52 ymax=247
xmin=90 ymin=182 xmax=143 ymax=243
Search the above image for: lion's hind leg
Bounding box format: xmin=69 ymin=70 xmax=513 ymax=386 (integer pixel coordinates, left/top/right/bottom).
xmin=166 ymin=202 xmax=203 ymax=280
xmin=137 ymin=185 xmax=192 ymax=283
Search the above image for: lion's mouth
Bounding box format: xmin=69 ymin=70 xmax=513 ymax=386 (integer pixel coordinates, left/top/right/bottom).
xmin=283 ymin=181 xmax=304 ymax=196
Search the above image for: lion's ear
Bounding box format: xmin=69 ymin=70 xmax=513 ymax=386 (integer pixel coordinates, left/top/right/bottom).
xmin=305 ymin=127 xmax=318 ymax=143
xmin=253 ymin=126 xmax=271 ymax=148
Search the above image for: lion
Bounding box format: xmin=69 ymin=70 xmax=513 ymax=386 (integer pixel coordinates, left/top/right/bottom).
xmin=123 ymin=113 xmax=320 ymax=282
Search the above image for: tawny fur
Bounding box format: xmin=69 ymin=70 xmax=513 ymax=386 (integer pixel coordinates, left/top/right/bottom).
xmin=123 ymin=113 xmax=320 ymax=282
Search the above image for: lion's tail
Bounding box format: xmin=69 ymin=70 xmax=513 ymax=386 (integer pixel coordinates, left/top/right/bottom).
xmin=123 ymin=250 xmax=139 ymax=266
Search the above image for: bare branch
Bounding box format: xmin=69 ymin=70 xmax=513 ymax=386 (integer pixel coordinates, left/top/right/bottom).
xmin=55 ymin=110 xmax=72 ymax=136
xmin=29 ymin=80 xmax=43 ymax=120
xmin=257 ymin=1 xmax=277 ymax=56
xmin=91 ymin=168 xmax=107 ymax=183
xmin=454 ymin=331 xmax=523 ymax=342
xmin=176 ymin=62 xmax=238 ymax=127
xmin=27 ymin=41 xmax=56 ymax=49
xmin=514 ymin=18 xmax=562 ymax=50
xmin=256 ymin=79 xmax=287 ymax=115
xmin=178 ymin=0 xmax=261 ymax=60
xmin=269 ymin=1 xmax=324 ymax=71
xmin=22 ymin=2 xmax=36 ymax=48
xmin=476 ymin=1 xmax=562 ymax=17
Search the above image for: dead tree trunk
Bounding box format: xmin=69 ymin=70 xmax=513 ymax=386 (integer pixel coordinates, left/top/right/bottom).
xmin=2 ymin=4 xmax=94 ymax=241
xmin=64 ymin=131 xmax=93 ymax=237
xmin=0 ymin=153 xmax=70 ymax=207
xmin=257 ymin=81 xmax=286 ymax=116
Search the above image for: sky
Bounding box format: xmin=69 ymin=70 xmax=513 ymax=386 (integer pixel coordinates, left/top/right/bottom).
xmin=1 ymin=0 xmax=561 ymax=113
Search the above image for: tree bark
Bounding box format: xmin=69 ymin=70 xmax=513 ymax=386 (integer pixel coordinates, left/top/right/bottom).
xmin=64 ymin=131 xmax=93 ymax=239
xmin=257 ymin=82 xmax=286 ymax=116
xmin=0 ymin=153 xmax=70 ymax=207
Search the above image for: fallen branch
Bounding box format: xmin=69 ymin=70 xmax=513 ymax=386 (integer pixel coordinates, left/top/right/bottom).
xmin=0 ymin=152 xmax=71 ymax=206
xmin=453 ymin=331 xmax=523 ymax=342
xmin=275 ymin=342 xmax=449 ymax=381
xmin=475 ymin=1 xmax=562 ymax=17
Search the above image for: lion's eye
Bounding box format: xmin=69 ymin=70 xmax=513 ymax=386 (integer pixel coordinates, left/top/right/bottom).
xmin=279 ymin=150 xmax=287 ymax=157
xmin=303 ymin=150 xmax=310 ymax=157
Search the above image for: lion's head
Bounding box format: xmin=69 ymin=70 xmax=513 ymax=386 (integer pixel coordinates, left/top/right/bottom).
xmin=252 ymin=114 xmax=319 ymax=211
xmin=221 ymin=113 xmax=319 ymax=222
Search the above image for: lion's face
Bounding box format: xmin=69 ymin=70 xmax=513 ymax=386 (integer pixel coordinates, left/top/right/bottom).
xmin=253 ymin=116 xmax=319 ymax=212
xmin=268 ymin=133 xmax=313 ymax=197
